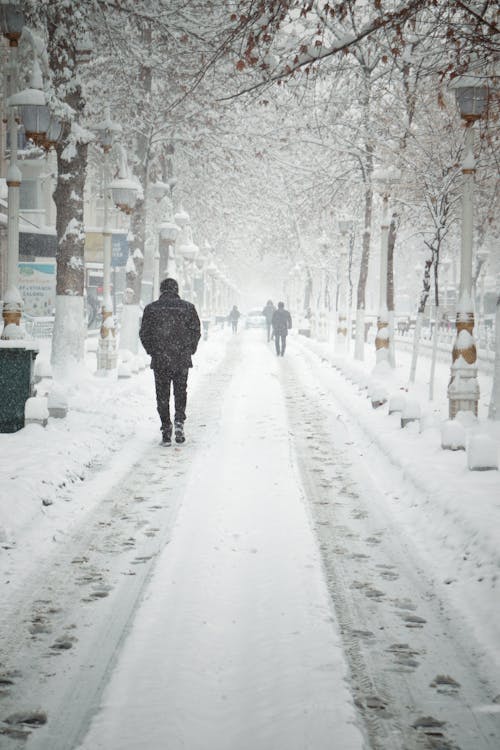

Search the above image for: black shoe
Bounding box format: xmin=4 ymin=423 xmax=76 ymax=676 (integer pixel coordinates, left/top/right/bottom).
xmin=174 ymin=422 xmax=185 ymax=444
xmin=161 ymin=425 xmax=172 ymax=446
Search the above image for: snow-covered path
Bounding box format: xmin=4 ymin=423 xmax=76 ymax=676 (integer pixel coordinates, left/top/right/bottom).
xmin=77 ymin=334 xmax=364 ymax=750
xmin=1 ymin=328 xmax=499 ymax=750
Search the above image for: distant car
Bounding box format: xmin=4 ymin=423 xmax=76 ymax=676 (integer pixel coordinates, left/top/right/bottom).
xmin=244 ymin=309 xmax=266 ymax=329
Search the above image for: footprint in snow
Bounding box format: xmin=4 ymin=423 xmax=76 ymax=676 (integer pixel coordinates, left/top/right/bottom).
xmin=430 ymin=675 xmax=461 ymax=694
xmin=402 ymin=614 xmax=427 ymax=628
xmin=50 ymin=635 xmax=77 ymax=651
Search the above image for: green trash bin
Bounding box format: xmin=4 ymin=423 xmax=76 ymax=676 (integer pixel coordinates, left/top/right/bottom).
xmin=0 ymin=343 xmax=38 ymax=433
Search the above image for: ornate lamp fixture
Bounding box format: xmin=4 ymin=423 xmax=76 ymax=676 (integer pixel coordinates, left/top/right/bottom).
xmin=8 ymin=57 xmax=51 ymax=144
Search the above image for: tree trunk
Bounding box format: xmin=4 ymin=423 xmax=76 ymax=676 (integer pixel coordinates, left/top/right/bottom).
xmin=355 ymin=176 xmax=373 ymax=359
xmin=409 ymin=257 xmax=433 ymax=384
xmin=429 ymin=305 xmax=439 ymax=400
xmin=46 ymin=9 xmax=89 ymax=374
xmin=387 ymin=213 xmax=397 ymax=368
xmin=51 ymin=137 xmax=88 ymax=372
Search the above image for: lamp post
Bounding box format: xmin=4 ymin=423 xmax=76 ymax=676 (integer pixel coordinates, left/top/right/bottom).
xmin=175 ymin=208 xmax=198 ymax=301
xmin=1 ymin=1 xmax=23 ymax=337
xmin=447 ymin=73 xmax=488 ymax=418
xmin=93 ymin=108 xmax=122 ymax=372
xmin=109 ymin=145 xmax=141 ymax=360
xmin=158 ymin=220 xmax=179 ymax=279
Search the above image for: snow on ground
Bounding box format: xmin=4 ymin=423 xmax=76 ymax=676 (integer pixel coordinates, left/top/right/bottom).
xmin=0 ymin=324 xmax=499 ymax=749
xmin=0 ymin=333 xmax=226 ymax=546
xmin=77 ymin=336 xmax=364 ymax=750
xmin=298 ymin=335 xmax=500 ymax=670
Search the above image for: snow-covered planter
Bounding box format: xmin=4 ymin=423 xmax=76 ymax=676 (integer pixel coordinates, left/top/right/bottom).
xmin=441 ymin=419 xmax=466 ymax=451
xmin=34 ymin=357 xmax=52 ymax=383
xmin=24 ymin=396 xmax=48 ymax=427
xmin=117 ymin=362 xmax=132 ymax=379
xmin=85 ymin=338 xmax=99 ymax=354
xmin=455 ymin=410 xmax=477 ymax=428
xmin=47 ymin=388 xmax=68 ymax=419
xmin=401 ymin=399 xmax=420 ymax=428
xmin=467 ymin=435 xmax=498 ymax=471
xmin=389 ymin=394 xmax=406 ymax=415
xmin=370 ymin=384 xmax=388 ymax=409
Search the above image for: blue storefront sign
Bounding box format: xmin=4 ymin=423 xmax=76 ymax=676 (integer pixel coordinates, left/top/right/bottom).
xmin=111 ymin=233 xmax=129 ymax=267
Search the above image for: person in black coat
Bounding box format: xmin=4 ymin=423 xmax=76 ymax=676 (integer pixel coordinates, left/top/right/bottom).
xmin=271 ymin=301 xmax=292 ymax=356
xmin=228 ymin=304 xmax=240 ymax=333
xmin=139 ymin=277 xmax=201 ymax=445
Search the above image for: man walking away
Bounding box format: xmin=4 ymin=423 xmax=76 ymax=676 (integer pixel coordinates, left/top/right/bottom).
xmin=228 ymin=304 xmax=240 ymax=333
xmin=262 ymin=299 xmax=275 ymax=342
xmin=139 ymin=278 xmax=201 ymax=445
xmin=272 ymin=301 xmax=292 ymax=356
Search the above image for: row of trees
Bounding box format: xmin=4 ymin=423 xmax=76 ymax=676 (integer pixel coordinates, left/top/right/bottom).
xmin=9 ymin=2 xmax=499 ymax=390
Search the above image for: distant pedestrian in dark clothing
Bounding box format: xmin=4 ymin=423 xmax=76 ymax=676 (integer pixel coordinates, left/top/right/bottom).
xmin=262 ymin=300 xmax=276 ymax=342
xmin=139 ymin=277 xmax=201 ymax=445
xmin=272 ymin=302 xmax=292 ymax=356
xmin=228 ymin=305 xmax=240 ymax=333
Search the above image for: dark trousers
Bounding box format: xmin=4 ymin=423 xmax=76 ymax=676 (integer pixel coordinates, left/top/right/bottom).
xmin=231 ymin=321 xmax=238 ymax=333
xmin=275 ymin=333 xmax=287 ymax=355
xmin=153 ymin=368 xmax=189 ymax=428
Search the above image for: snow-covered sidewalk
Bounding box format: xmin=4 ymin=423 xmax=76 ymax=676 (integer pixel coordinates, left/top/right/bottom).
xmin=77 ymin=334 xmax=365 ymax=750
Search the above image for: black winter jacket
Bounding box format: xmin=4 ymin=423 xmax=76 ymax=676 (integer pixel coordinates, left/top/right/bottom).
xmin=271 ymin=308 xmax=292 ymax=336
xmin=139 ymin=291 xmax=201 ymax=371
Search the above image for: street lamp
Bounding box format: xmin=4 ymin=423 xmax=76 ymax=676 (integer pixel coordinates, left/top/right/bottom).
xmin=8 ymin=57 xmax=51 ymax=145
xmin=0 ymin=1 xmax=42 ymax=434
xmin=93 ymin=108 xmax=122 ymax=372
xmin=447 ymin=72 xmax=489 ymax=418
xmin=158 ymin=220 xmax=179 ymax=279
xmin=175 ymin=208 xmax=198 ymax=301
xmin=1 ymin=1 xmax=24 ymax=338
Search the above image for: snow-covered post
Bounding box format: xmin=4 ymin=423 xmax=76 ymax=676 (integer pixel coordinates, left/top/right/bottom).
xmin=175 ymin=208 xmax=198 ymax=302
xmin=447 ymin=75 xmax=488 ymax=419
xmin=1 ymin=7 xmax=23 ymax=338
xmin=93 ymin=108 xmax=122 ymax=373
xmin=158 ymin=220 xmax=179 ymax=282
xmin=111 ymin=146 xmax=141 ymax=356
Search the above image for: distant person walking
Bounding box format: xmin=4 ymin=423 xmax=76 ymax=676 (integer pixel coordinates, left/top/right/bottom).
xmin=262 ymin=299 xmax=276 ymax=342
xmin=139 ymin=277 xmax=201 ymax=446
xmin=228 ymin=305 xmax=241 ymax=333
xmin=272 ymin=301 xmax=292 ymax=356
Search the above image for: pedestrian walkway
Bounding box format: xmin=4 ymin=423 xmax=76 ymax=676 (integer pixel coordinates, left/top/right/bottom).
xmin=78 ymin=333 xmax=365 ymax=750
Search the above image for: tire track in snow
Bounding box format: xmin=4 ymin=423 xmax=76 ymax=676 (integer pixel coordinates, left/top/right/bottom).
xmin=278 ymin=345 xmax=499 ymax=750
